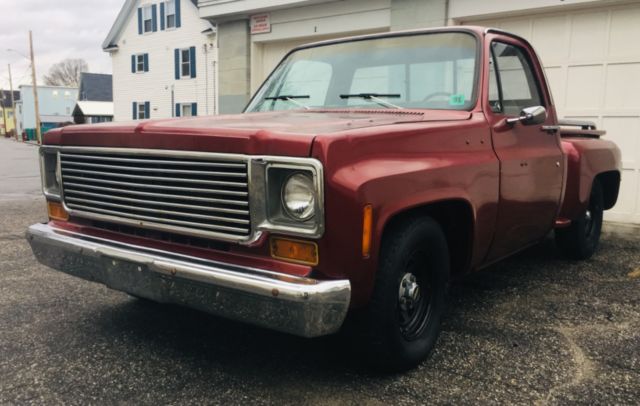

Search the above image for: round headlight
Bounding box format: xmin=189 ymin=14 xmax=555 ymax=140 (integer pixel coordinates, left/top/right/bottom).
xmin=282 ymin=173 xmax=315 ymax=220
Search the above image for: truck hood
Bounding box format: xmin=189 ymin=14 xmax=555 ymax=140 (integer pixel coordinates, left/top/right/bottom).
xmin=45 ymin=109 xmax=471 ymax=157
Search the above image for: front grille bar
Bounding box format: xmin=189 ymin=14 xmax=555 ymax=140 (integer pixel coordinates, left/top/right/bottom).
xmin=61 ymin=168 xmax=249 ymax=188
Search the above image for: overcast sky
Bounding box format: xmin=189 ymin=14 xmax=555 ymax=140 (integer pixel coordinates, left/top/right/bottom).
xmin=0 ymin=0 xmax=124 ymax=90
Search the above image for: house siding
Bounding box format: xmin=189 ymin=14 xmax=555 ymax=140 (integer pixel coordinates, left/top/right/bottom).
xmin=110 ymin=0 xmax=217 ymax=122
xmin=19 ymin=85 xmax=78 ymax=130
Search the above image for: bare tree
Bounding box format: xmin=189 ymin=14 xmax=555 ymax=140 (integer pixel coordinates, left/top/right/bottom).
xmin=43 ymin=58 xmax=89 ymax=87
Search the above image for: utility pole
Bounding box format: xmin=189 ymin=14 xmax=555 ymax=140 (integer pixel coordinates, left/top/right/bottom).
xmin=1 ymin=86 xmax=7 ymax=137
xmin=8 ymin=64 xmax=18 ymax=141
xmin=28 ymin=30 xmax=41 ymax=144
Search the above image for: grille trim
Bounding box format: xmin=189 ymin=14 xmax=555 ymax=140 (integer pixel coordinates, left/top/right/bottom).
xmin=64 ymin=189 xmax=250 ymax=215
xmin=62 ymin=176 xmax=248 ymax=196
xmin=63 ymin=183 xmax=248 ymax=206
xmin=59 ymin=153 xmax=246 ymax=168
xmin=61 ymin=168 xmax=249 ymax=187
xmin=61 ymin=160 xmax=248 ymax=177
xmin=64 ymin=197 xmax=251 ymax=223
xmin=58 ymin=148 xmax=254 ymax=243
xmin=68 ymin=203 xmax=250 ymax=234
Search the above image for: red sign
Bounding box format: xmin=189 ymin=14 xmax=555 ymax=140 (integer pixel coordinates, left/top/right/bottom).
xmin=250 ymin=13 xmax=271 ymax=34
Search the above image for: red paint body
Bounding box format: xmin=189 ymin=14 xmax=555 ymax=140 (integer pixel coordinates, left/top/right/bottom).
xmin=43 ymin=27 xmax=621 ymax=309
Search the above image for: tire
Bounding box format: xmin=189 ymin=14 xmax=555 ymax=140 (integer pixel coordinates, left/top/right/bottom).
xmin=555 ymin=179 xmax=604 ymax=260
xmin=356 ymin=216 xmax=450 ymax=371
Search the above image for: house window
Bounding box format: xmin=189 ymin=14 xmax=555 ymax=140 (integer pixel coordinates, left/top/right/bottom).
xmin=175 ymin=102 xmax=196 ymax=117
xmin=52 ymin=90 xmax=59 ymax=96
xmin=138 ymin=102 xmax=147 ymax=119
xmin=175 ymin=47 xmax=195 ymax=79
xmin=165 ymin=0 xmax=176 ymax=29
xmin=134 ymin=102 xmax=149 ymax=120
xmin=181 ymin=49 xmax=191 ymax=77
xmin=132 ymin=53 xmax=149 ymax=73
xmin=143 ymin=5 xmax=153 ymax=33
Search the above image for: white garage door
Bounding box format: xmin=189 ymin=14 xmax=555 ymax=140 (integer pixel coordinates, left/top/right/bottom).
xmin=465 ymin=3 xmax=640 ymax=224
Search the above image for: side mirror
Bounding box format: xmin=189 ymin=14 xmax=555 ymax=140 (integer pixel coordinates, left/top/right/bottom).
xmin=506 ymin=106 xmax=547 ymax=126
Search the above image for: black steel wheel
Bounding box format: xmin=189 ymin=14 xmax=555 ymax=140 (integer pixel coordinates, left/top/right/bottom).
xmin=556 ymin=179 xmax=604 ymax=260
xmin=356 ymin=216 xmax=449 ymax=371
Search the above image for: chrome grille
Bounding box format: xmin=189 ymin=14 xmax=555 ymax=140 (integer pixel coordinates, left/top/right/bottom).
xmin=59 ymin=150 xmax=251 ymax=241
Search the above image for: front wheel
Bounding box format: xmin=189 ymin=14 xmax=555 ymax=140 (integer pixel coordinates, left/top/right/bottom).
xmin=357 ymin=216 xmax=450 ymax=371
xmin=555 ymin=179 xmax=604 ymax=260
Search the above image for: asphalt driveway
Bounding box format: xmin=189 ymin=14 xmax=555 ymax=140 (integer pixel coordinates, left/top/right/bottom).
xmin=1 ymin=138 xmax=639 ymax=404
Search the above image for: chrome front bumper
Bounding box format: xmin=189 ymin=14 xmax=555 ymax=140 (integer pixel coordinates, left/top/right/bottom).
xmin=26 ymin=223 xmax=351 ymax=337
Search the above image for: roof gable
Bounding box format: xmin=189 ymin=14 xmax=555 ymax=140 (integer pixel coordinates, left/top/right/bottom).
xmin=79 ymin=73 xmax=113 ymax=102
xmin=102 ymin=0 xmax=202 ymax=50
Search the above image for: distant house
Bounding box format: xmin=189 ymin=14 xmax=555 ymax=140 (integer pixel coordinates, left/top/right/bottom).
xmin=73 ymin=73 xmax=114 ymax=124
xmin=0 ymin=90 xmax=20 ymax=137
xmin=18 ymin=85 xmax=78 ymax=139
xmin=102 ymin=0 xmax=218 ymax=122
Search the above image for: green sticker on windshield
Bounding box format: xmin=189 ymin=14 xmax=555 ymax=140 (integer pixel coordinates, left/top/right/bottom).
xmin=449 ymin=94 xmax=466 ymax=106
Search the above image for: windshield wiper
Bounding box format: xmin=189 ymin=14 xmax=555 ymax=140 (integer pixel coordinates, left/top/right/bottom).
xmin=264 ymin=95 xmax=310 ymax=110
xmin=339 ymin=93 xmax=403 ymax=109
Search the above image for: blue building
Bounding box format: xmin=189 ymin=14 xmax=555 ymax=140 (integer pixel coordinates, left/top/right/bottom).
xmin=19 ymin=85 xmax=78 ymax=138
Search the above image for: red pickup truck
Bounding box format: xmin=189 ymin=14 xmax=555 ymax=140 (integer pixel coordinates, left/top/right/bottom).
xmin=28 ymin=26 xmax=621 ymax=370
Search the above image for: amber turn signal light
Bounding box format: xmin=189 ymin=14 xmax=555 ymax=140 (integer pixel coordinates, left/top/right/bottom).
xmin=270 ymin=237 xmax=319 ymax=266
xmin=362 ymin=204 xmax=373 ymax=258
xmin=47 ymin=201 xmax=69 ymax=221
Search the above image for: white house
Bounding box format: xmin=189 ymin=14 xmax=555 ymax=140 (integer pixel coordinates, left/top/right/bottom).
xmin=197 ymin=0 xmax=640 ymax=224
xmin=103 ymin=0 xmax=218 ymax=121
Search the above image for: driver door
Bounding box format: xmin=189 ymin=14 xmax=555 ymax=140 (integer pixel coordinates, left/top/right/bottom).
xmin=485 ymin=39 xmax=564 ymax=261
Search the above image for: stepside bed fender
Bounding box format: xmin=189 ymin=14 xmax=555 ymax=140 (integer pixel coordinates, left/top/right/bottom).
xmin=559 ymin=138 xmax=621 ymax=221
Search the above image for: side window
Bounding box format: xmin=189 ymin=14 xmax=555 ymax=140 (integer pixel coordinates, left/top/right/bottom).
xmin=490 ymin=42 xmax=542 ymax=116
xmin=488 ymin=54 xmax=501 ymax=113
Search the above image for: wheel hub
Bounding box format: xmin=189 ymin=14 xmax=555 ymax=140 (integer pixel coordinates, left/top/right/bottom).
xmin=399 ymin=273 xmax=421 ymax=310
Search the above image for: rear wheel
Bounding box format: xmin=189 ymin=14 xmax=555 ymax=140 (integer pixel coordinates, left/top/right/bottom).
xmin=357 ymin=216 xmax=449 ymax=371
xmin=555 ymin=179 xmax=604 ymax=260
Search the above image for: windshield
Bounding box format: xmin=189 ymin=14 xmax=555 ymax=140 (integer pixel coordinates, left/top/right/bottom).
xmin=246 ymin=32 xmax=478 ymax=112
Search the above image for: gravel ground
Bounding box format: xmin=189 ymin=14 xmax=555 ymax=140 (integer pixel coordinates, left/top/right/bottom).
xmin=1 ymin=139 xmax=639 ymax=404
xmin=1 ymin=197 xmax=639 ymax=405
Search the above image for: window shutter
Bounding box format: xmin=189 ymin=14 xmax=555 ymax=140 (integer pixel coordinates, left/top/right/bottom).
xmin=131 ymin=55 xmax=136 ymax=73
xmin=175 ymin=104 xmax=181 ymax=117
xmin=175 ymin=0 xmax=181 ymax=28
xmin=189 ymin=46 xmax=196 ymax=78
xmin=151 ymin=4 xmax=158 ymax=32
xmin=143 ymin=53 xmax=149 ymax=72
xmin=137 ymin=8 xmax=142 ymax=35
xmin=160 ymin=2 xmax=165 ymax=30
xmin=174 ymin=49 xmax=180 ymax=80
xmin=191 ymin=103 xmax=197 ymax=116
xmin=145 ymin=102 xmax=150 ymax=119
xmin=132 ymin=102 xmax=137 ymax=120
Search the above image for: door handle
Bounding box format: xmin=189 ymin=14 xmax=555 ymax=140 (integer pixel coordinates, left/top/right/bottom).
xmin=541 ymin=125 xmax=560 ymax=134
